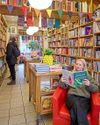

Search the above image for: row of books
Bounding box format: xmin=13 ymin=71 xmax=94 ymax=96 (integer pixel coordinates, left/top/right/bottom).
xmin=95 ymin=50 xmax=100 ymax=59
xmin=1 ymin=0 xmax=90 ymax=13
xmin=33 ymin=63 xmax=50 ymax=73
xmin=79 ymin=26 xmax=93 ymax=36
xmin=54 ymin=55 xmax=69 ymax=64
xmin=93 ymin=61 xmax=100 ymax=72
xmin=54 ymin=48 xmax=68 ymax=55
xmin=49 ymin=0 xmax=89 ymax=12
xmin=93 ymin=73 xmax=100 ymax=84
xmin=0 ymin=0 xmax=23 ymax=6
xmin=93 ymin=22 xmax=100 ymax=33
xmin=69 ymin=29 xmax=78 ymax=38
xmin=94 ymin=35 xmax=100 ymax=46
xmin=49 ymin=40 xmax=69 ymax=47
xmin=69 ymin=48 xmax=93 ymax=58
xmin=80 ymin=16 xmax=93 ymax=25
xmin=69 ymin=38 xmax=93 ymax=47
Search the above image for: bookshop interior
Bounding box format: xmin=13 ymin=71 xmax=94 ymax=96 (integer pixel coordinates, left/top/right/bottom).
xmin=0 ymin=0 xmax=100 ymax=125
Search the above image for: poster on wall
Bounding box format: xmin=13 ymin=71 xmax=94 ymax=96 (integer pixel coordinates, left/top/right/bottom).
xmin=8 ymin=25 xmax=17 ymax=34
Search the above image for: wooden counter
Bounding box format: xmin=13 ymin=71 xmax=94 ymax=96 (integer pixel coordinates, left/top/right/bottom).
xmin=29 ymin=63 xmax=62 ymax=114
xmin=24 ymin=56 xmax=40 ymax=82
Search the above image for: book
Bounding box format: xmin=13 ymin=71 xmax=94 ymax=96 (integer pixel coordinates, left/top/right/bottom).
xmin=62 ymin=69 xmax=88 ymax=88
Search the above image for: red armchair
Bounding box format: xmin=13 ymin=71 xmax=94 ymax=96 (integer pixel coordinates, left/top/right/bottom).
xmin=53 ymin=87 xmax=100 ymax=125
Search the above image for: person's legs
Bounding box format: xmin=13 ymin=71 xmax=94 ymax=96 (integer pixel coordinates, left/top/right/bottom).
xmin=7 ymin=64 xmax=16 ymax=85
xmin=66 ymin=95 xmax=90 ymax=125
xmin=76 ymin=97 xmax=90 ymax=125
xmin=66 ymin=95 xmax=78 ymax=125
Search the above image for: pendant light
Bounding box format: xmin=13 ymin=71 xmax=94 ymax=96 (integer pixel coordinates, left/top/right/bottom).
xmin=26 ymin=26 xmax=39 ymax=35
xmin=28 ymin=0 xmax=53 ymax=10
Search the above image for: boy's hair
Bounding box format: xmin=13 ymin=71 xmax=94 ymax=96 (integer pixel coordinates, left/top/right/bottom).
xmin=76 ymin=59 xmax=87 ymax=70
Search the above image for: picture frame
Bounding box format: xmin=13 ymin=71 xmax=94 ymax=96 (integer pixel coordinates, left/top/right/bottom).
xmin=9 ymin=25 xmax=17 ymax=34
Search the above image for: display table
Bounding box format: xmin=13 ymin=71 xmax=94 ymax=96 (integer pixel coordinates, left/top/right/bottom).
xmin=24 ymin=56 xmax=40 ymax=82
xmin=28 ymin=63 xmax=62 ymax=115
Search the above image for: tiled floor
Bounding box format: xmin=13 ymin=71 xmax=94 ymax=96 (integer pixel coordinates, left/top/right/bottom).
xmin=0 ymin=64 xmax=52 ymax=125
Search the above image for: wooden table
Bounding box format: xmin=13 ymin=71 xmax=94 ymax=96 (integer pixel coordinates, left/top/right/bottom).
xmin=24 ymin=56 xmax=40 ymax=82
xmin=28 ymin=63 xmax=62 ymax=115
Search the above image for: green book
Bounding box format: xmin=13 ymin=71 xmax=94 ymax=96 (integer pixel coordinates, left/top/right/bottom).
xmin=62 ymin=70 xmax=88 ymax=88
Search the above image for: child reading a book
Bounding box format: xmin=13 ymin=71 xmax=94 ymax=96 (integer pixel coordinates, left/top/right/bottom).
xmin=60 ymin=59 xmax=99 ymax=125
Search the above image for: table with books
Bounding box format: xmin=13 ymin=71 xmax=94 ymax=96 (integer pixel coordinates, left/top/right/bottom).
xmin=24 ymin=56 xmax=40 ymax=82
xmin=28 ymin=63 xmax=62 ymax=116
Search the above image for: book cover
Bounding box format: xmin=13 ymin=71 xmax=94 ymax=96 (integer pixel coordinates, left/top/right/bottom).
xmin=62 ymin=69 xmax=88 ymax=88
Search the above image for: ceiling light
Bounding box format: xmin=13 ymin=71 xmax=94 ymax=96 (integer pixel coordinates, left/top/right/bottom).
xmin=28 ymin=0 xmax=53 ymax=10
xmin=26 ymin=26 xmax=39 ymax=35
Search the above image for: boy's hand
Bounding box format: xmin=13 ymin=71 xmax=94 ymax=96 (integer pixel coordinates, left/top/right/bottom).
xmin=83 ymin=79 xmax=90 ymax=86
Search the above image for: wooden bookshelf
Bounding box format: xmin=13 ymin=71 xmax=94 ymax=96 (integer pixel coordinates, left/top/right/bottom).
xmin=0 ymin=15 xmax=7 ymax=86
xmin=47 ymin=7 xmax=100 ymax=83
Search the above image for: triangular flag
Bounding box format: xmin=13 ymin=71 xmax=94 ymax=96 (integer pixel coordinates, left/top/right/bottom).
xmin=68 ymin=11 xmax=73 ymax=18
xmin=78 ymin=12 xmax=83 ymax=19
xmin=7 ymin=5 xmax=13 ymax=13
xmin=46 ymin=9 xmax=52 ymax=18
xmin=22 ymin=0 xmax=27 ymax=5
xmin=41 ymin=17 xmax=47 ymax=28
xmin=87 ymin=13 xmax=92 ymax=21
xmin=58 ymin=9 xmax=63 ymax=18
xmin=21 ymin=6 xmax=28 ymax=15
xmin=17 ymin=0 xmax=22 ymax=6
xmin=34 ymin=9 xmax=40 ymax=17
xmin=34 ymin=17 xmax=39 ymax=27
xmin=54 ymin=20 xmax=60 ymax=28
xmin=47 ymin=19 xmax=54 ymax=28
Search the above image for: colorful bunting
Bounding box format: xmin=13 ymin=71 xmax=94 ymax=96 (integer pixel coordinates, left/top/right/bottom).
xmin=68 ymin=11 xmax=73 ymax=18
xmin=22 ymin=0 xmax=27 ymax=5
xmin=17 ymin=0 xmax=21 ymax=6
xmin=47 ymin=19 xmax=54 ymax=28
xmin=34 ymin=17 xmax=39 ymax=27
xmin=7 ymin=5 xmax=13 ymax=13
xmin=87 ymin=13 xmax=92 ymax=21
xmin=34 ymin=9 xmax=40 ymax=17
xmin=27 ymin=12 xmax=33 ymax=26
xmin=41 ymin=17 xmax=47 ymax=28
xmin=21 ymin=6 xmax=28 ymax=15
xmin=46 ymin=9 xmax=52 ymax=18
xmin=58 ymin=9 xmax=63 ymax=18
xmin=78 ymin=12 xmax=83 ymax=19
xmin=54 ymin=20 xmax=60 ymax=28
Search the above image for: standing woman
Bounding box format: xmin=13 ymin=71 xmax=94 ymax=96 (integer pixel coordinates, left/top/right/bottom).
xmin=60 ymin=59 xmax=99 ymax=125
xmin=6 ymin=37 xmax=20 ymax=85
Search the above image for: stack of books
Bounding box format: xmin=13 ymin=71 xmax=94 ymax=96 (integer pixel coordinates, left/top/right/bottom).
xmin=34 ymin=63 xmax=50 ymax=73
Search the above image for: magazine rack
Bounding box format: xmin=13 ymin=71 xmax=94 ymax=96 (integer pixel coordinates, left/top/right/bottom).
xmin=53 ymin=87 xmax=100 ymax=125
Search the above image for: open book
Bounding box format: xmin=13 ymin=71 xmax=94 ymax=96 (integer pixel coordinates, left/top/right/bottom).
xmin=62 ymin=70 xmax=88 ymax=88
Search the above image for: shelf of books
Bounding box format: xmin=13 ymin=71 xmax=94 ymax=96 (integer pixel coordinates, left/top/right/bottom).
xmin=92 ymin=8 xmax=100 ymax=83
xmin=0 ymin=48 xmax=6 ymax=86
xmin=29 ymin=63 xmax=62 ymax=114
xmin=0 ymin=14 xmax=7 ymax=86
xmin=47 ymin=7 xmax=100 ymax=83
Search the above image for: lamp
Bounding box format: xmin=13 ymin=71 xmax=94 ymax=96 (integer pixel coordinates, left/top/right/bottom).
xmin=28 ymin=0 xmax=53 ymax=10
xmin=26 ymin=26 xmax=39 ymax=35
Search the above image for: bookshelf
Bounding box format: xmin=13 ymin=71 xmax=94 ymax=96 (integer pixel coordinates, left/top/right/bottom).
xmin=0 ymin=14 xmax=7 ymax=86
xmin=47 ymin=8 xmax=100 ymax=83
